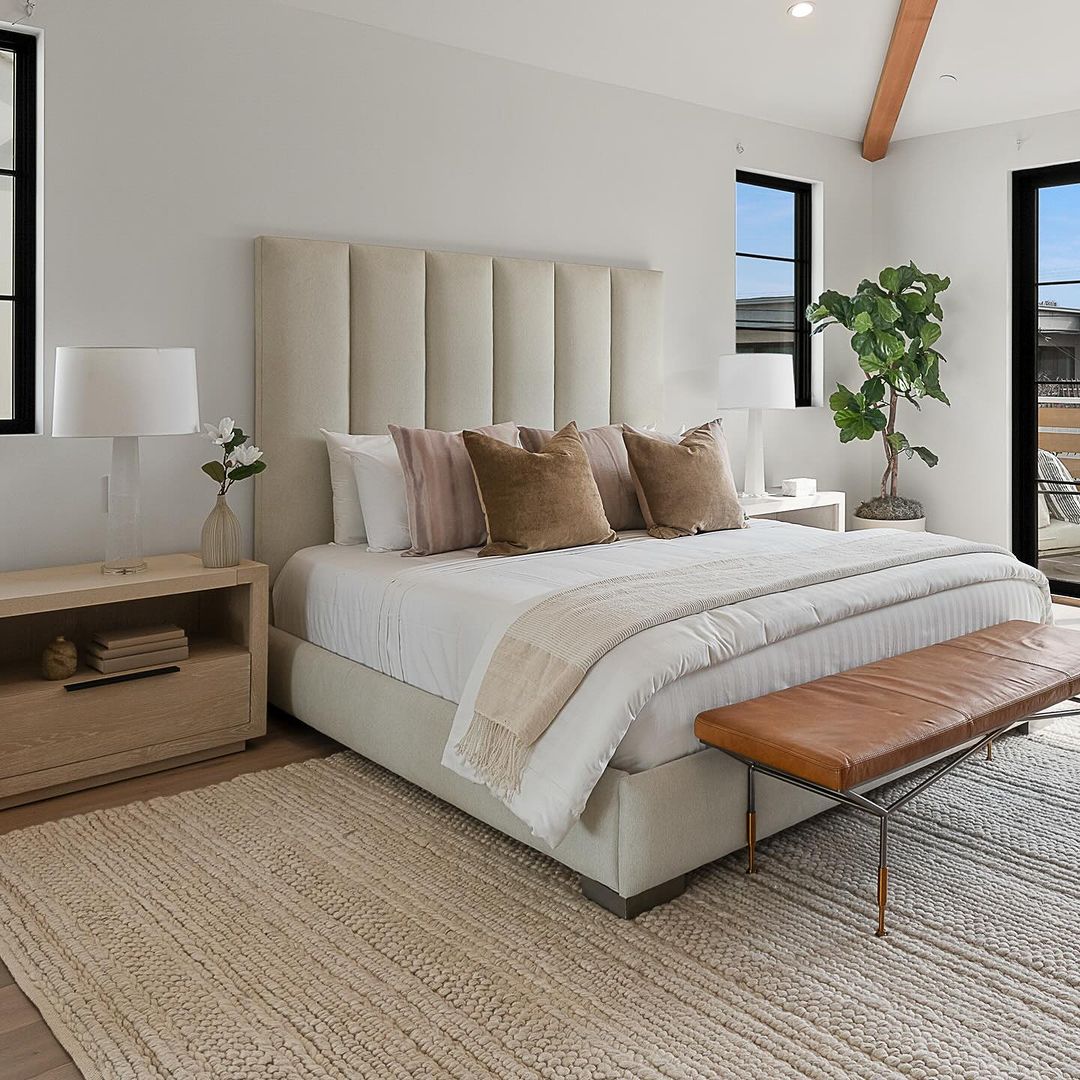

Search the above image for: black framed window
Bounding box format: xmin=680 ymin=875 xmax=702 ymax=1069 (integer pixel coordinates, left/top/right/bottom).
xmin=0 ymin=29 xmax=36 ymax=435
xmin=1012 ymin=161 xmax=1080 ymax=597
xmin=735 ymin=171 xmax=812 ymax=406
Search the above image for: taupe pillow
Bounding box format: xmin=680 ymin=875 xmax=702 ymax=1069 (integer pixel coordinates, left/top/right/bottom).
xmin=464 ymin=423 xmax=617 ymax=557
xmin=519 ymin=424 xmax=645 ymax=531
xmin=622 ymin=420 xmax=745 ymax=539
xmin=390 ymin=422 xmax=519 ymax=555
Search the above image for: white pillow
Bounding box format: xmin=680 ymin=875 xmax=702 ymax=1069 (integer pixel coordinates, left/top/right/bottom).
xmin=343 ymin=441 xmax=411 ymax=552
xmin=320 ymin=429 xmax=389 ymax=545
xmin=1038 ymin=493 xmax=1052 ymax=529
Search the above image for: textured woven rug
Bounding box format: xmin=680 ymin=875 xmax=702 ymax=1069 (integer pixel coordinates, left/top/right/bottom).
xmin=0 ymin=724 xmax=1077 ymax=1080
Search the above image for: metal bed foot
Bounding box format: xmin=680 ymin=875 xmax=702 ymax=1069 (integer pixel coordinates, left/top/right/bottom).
xmin=579 ymin=873 xmax=687 ymax=919
xmin=876 ymin=815 xmax=889 ymax=937
xmin=746 ymin=764 xmax=757 ymax=875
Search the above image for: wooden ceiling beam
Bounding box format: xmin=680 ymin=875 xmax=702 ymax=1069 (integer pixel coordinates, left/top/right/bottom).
xmin=862 ymin=0 xmax=938 ymax=162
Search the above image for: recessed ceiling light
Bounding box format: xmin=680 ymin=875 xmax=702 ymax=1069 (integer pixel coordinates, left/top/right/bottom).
xmin=788 ymin=2 xmax=815 ymax=17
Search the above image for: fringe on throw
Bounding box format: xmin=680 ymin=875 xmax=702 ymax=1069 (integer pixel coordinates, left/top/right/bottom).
xmin=455 ymin=714 xmax=528 ymax=797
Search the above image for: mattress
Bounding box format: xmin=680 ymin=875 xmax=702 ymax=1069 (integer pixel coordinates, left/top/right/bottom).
xmin=273 ymin=520 xmax=1049 ymax=773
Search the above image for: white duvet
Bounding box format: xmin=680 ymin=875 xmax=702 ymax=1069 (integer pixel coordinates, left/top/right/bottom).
xmin=273 ymin=521 xmax=1051 ymax=846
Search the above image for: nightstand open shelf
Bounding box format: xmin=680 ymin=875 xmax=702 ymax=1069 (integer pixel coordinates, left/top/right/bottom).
xmin=0 ymin=555 xmax=267 ymax=809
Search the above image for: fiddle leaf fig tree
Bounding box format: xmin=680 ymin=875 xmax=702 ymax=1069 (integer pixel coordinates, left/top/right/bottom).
xmin=807 ymin=262 xmax=950 ymax=515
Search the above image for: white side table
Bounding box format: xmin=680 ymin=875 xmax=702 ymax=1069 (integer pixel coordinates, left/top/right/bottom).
xmin=739 ymin=489 xmax=846 ymax=532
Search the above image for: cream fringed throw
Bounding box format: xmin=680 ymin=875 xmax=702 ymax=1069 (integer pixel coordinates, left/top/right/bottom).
xmin=455 ymin=532 xmax=1008 ymax=794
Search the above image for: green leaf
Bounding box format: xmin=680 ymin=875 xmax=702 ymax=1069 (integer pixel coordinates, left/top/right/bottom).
xmin=810 ymin=290 xmax=855 ymax=329
xmin=874 ymin=330 xmax=905 ymax=360
xmin=878 ymin=266 xmax=901 ymax=293
xmin=875 ymin=296 xmax=902 ymax=325
xmin=902 ymin=290 xmax=929 ymax=313
xmin=225 ymin=428 xmax=247 ymax=453
xmin=227 ymin=460 xmax=267 ymax=483
xmin=913 ymin=446 xmax=939 ymax=468
xmin=852 ymin=311 xmax=874 ymax=333
xmin=860 ymin=376 xmax=886 ymax=405
xmin=201 ymin=461 xmax=226 ymax=483
xmin=920 ymin=322 xmax=942 ymax=348
xmin=834 ymin=404 xmax=887 ymax=442
xmin=886 ymin=431 xmax=910 ymax=454
xmin=851 ymin=329 xmax=876 ymax=359
xmin=829 ymin=384 xmax=859 ymax=412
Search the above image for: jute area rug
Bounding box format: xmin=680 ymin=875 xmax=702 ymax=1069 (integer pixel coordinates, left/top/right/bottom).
xmin=0 ymin=723 xmax=1077 ymax=1080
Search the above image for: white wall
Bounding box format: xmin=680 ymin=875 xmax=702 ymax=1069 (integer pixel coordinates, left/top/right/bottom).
xmin=0 ymin=0 xmax=873 ymax=572
xmin=873 ymin=109 xmax=1080 ymax=546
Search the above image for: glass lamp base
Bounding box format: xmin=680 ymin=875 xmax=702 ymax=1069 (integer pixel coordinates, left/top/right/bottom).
xmin=104 ymin=436 xmax=146 ymax=575
xmin=101 ymin=559 xmax=148 ymax=575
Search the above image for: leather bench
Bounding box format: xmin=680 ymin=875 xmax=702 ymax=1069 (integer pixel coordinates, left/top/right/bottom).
xmin=694 ymin=621 xmax=1080 ymax=936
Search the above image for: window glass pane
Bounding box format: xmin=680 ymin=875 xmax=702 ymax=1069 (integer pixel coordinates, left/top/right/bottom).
xmin=0 ymin=51 xmax=11 ymax=172
xmin=736 ymin=255 xmax=794 ymax=318
xmin=1039 ymin=282 xmax=1080 ymax=307
xmin=1037 ymin=286 xmax=1080 ymax=398
xmin=736 ymin=181 xmax=794 ymax=258
xmin=0 ymin=299 xmax=10 ymax=420
xmin=0 ymin=175 xmax=12 ymax=296
xmin=1038 ymin=183 xmax=1080 ymax=284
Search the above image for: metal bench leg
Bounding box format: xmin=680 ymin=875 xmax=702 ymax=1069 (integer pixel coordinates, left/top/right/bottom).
xmin=876 ymin=814 xmax=889 ymax=938
xmin=746 ymin=764 xmax=757 ymax=875
xmin=986 ymin=738 xmax=993 ymax=762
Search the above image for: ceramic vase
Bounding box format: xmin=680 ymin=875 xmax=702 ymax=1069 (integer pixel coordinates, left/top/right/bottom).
xmin=851 ymin=515 xmax=926 ymax=532
xmin=201 ymin=494 xmax=242 ymax=568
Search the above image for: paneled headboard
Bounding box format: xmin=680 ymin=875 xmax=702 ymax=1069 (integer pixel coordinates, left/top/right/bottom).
xmin=254 ymin=236 xmax=664 ymax=583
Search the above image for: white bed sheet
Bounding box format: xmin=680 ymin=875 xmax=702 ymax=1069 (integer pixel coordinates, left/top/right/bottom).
xmin=273 ymin=521 xmax=1050 ymax=774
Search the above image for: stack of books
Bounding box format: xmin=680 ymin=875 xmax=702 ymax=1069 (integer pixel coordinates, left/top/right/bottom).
xmin=87 ymin=624 xmax=189 ymax=674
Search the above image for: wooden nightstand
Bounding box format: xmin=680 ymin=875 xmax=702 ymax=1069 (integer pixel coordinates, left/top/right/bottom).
xmin=0 ymin=554 xmax=267 ymax=809
xmin=740 ymin=489 xmax=846 ymax=531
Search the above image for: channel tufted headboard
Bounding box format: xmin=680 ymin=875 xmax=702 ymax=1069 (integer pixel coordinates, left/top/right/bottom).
xmin=254 ymin=236 xmax=664 ymax=584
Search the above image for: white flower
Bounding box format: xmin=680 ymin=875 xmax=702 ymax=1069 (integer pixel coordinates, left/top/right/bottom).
xmin=230 ymin=444 xmax=263 ymax=468
xmin=203 ymin=417 xmax=236 ymax=445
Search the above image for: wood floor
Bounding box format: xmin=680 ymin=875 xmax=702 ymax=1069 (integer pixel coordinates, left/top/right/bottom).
xmin=0 ymin=708 xmax=340 ymax=1080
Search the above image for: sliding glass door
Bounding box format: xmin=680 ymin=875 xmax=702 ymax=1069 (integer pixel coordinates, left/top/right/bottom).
xmin=1013 ymin=162 xmax=1080 ymax=597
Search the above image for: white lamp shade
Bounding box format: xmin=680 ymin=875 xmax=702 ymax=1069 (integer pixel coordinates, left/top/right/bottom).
xmin=53 ymin=347 xmax=200 ymax=437
xmin=716 ymin=353 xmax=797 ymax=411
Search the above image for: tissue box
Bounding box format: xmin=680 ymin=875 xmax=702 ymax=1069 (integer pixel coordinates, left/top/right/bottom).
xmin=781 ymin=478 xmax=817 ymax=497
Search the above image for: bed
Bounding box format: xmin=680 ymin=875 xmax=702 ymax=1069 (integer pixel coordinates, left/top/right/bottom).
xmin=255 ymin=236 xmax=1051 ymax=914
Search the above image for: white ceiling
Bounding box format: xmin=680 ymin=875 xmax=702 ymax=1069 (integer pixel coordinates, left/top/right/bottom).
xmin=271 ymin=0 xmax=1080 ymax=144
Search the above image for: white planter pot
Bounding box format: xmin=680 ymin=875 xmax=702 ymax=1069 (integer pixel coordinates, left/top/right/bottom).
xmin=851 ymin=515 xmax=926 ymax=532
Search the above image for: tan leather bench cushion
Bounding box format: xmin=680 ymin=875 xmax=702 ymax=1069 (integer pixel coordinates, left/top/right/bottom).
xmin=694 ymin=621 xmax=1080 ymax=791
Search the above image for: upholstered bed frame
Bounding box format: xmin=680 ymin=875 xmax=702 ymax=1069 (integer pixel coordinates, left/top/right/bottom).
xmin=254 ymin=235 xmax=850 ymax=914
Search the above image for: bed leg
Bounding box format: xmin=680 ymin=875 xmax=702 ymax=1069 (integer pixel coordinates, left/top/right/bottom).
xmin=579 ymin=874 xmax=687 ymax=919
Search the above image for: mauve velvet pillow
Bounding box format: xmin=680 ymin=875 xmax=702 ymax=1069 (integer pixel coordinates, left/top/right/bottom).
xmin=464 ymin=423 xmax=617 ymax=557
xmin=519 ymin=423 xmax=645 ymax=531
xmin=390 ymin=421 xmax=519 ymax=555
xmin=622 ymin=420 xmax=745 ymax=539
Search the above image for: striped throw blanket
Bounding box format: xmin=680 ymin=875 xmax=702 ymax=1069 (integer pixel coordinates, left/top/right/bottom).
xmin=455 ymin=531 xmax=1008 ymax=795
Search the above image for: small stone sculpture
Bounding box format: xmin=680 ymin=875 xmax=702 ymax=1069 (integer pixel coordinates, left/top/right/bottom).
xmin=42 ymin=636 xmax=78 ymax=681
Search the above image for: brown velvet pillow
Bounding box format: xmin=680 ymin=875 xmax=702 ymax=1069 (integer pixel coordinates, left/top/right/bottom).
xmin=519 ymin=423 xmax=645 ymax=531
xmin=622 ymin=420 xmax=745 ymax=539
xmin=390 ymin=422 xmax=519 ymax=555
xmin=464 ymin=423 xmax=617 ymax=557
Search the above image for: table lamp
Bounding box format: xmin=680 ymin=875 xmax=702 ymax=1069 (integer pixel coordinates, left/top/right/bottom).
xmin=52 ymin=347 xmax=200 ymax=574
xmin=716 ymin=353 xmax=797 ymax=497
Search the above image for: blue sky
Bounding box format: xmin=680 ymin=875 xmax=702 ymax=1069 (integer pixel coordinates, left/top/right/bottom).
xmin=736 ymin=182 xmax=794 ymax=300
xmin=1039 ymin=183 xmax=1080 ymax=308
